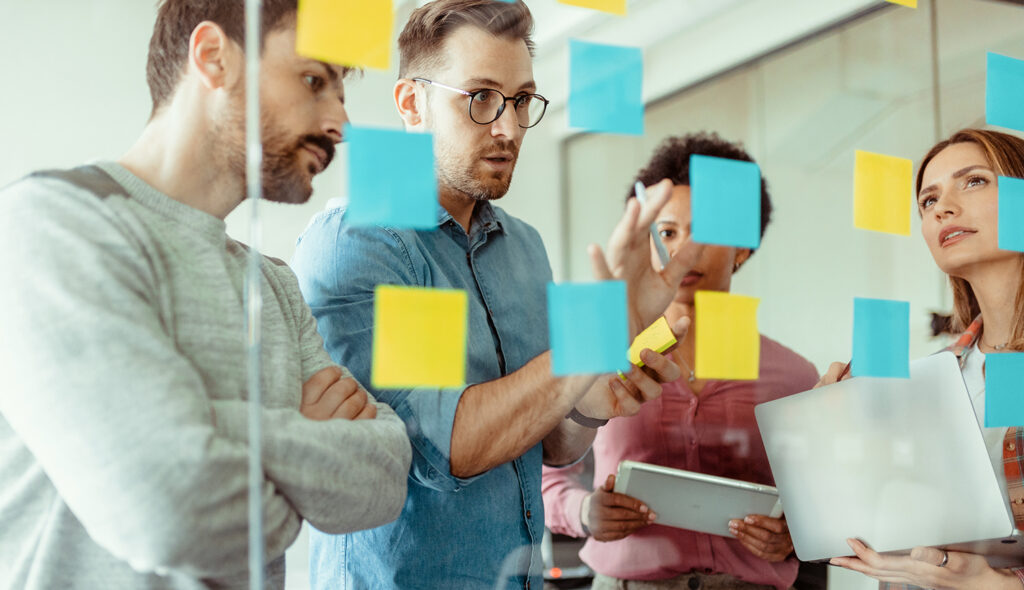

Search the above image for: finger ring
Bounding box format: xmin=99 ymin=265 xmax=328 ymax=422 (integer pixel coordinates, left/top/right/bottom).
xmin=937 ymin=549 xmax=948 ymax=568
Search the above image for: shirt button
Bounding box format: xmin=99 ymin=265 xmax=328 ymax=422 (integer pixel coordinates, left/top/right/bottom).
xmin=1009 ymin=443 xmax=1016 ymax=451
xmin=1016 ymin=498 xmax=1023 ymax=505
xmin=526 ymin=510 xmax=532 ymax=518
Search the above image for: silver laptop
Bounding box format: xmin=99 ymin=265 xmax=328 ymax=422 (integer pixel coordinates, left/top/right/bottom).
xmin=754 ymin=351 xmax=1023 ymax=566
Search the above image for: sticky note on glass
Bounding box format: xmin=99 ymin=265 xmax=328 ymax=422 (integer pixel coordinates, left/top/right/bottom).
xmin=548 ymin=281 xmax=630 ymax=376
xmin=346 ymin=125 xmax=437 ymax=229
xmin=628 ymin=316 xmax=677 ymax=367
xmin=985 ymin=353 xmax=1024 ymax=428
xmin=695 ymin=291 xmax=759 ymax=380
xmin=296 ymin=0 xmax=393 ymax=70
xmin=372 ymin=286 xmax=467 ymax=388
xmin=1000 ymin=176 xmax=1024 ymax=252
xmin=987 ymin=52 xmax=1024 ymax=133
xmin=558 ymin=0 xmax=627 ymax=15
xmin=853 ymin=150 xmax=912 ymax=236
xmin=886 ymin=0 xmax=917 ymax=7
xmin=569 ymin=40 xmax=643 ymax=136
xmin=851 ymin=297 xmax=910 ymax=378
xmin=690 ymin=154 xmax=762 ymax=249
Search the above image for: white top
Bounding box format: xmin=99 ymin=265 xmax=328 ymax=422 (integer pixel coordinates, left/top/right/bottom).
xmin=963 ymin=343 xmax=1010 ymax=497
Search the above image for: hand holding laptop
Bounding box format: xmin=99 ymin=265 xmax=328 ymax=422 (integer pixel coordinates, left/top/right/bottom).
xmin=831 ymin=538 xmax=1020 ymax=590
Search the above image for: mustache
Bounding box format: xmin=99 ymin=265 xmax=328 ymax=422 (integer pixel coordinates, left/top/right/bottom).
xmin=299 ymin=133 xmax=336 ymax=169
xmin=479 ymin=140 xmax=518 ymax=158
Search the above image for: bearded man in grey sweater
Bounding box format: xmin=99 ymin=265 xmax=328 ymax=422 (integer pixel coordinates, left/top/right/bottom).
xmin=0 ymin=1 xmax=411 ymax=589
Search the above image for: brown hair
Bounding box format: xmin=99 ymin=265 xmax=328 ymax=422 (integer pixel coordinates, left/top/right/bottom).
xmin=145 ymin=0 xmax=299 ymax=116
xmin=628 ymin=132 xmax=773 ymax=255
xmin=916 ymin=128 xmax=1024 ymax=349
xmin=397 ymin=0 xmax=535 ymax=79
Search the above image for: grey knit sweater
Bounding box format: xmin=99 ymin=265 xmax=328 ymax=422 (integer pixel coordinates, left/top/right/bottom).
xmin=0 ymin=162 xmax=411 ymax=589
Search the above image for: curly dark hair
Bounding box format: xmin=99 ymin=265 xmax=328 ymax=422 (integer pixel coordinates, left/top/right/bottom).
xmin=627 ymin=132 xmax=773 ymax=248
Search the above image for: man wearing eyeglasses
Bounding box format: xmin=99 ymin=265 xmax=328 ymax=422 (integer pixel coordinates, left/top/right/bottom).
xmin=292 ymin=1 xmax=695 ymax=588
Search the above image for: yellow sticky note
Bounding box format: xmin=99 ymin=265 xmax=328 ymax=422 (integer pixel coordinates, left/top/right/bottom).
xmin=628 ymin=316 xmax=677 ymax=367
xmin=886 ymin=0 xmax=917 ymax=7
xmin=372 ymin=285 xmax=467 ymax=389
xmin=695 ymin=291 xmax=760 ymax=381
xmin=558 ymin=0 xmax=627 ymax=16
xmin=853 ymin=150 xmax=913 ymax=236
xmin=296 ymin=0 xmax=393 ymax=70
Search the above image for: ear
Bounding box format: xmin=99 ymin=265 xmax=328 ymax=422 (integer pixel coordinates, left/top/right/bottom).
xmin=188 ymin=21 xmax=238 ymax=91
xmin=394 ymin=78 xmax=425 ymax=129
xmin=733 ymin=248 xmax=753 ymax=272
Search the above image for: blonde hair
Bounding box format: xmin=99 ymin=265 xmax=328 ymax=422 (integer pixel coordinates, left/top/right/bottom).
xmin=916 ymin=129 xmax=1024 ymax=350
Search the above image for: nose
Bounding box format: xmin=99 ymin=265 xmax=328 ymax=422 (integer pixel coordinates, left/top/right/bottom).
xmin=323 ymin=98 xmax=348 ymax=144
xmin=932 ymin=191 xmax=960 ymax=220
xmin=490 ymin=99 xmax=520 ymax=140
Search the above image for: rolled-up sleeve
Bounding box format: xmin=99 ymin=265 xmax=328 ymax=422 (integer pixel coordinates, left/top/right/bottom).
xmin=292 ymin=211 xmax=480 ymax=492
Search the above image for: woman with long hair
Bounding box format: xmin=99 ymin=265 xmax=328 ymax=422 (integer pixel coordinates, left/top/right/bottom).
xmin=827 ymin=128 xmax=1024 ymax=590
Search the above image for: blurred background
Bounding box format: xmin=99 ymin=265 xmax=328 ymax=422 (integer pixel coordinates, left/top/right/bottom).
xmin=3 ymin=1 xmax=1024 ymax=588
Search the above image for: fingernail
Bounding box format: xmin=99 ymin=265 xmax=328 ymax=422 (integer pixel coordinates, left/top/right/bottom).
xmin=744 ymin=516 xmax=755 ymax=524
xmin=728 ymin=525 xmax=738 ymax=535
xmin=648 ymin=512 xmax=657 ymax=521
xmin=639 ymin=504 xmax=648 ymax=513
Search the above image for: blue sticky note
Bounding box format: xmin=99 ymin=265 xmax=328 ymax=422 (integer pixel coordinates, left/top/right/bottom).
xmin=548 ymin=281 xmax=630 ymax=375
xmin=568 ymin=40 xmax=644 ymax=136
xmin=987 ymin=52 xmax=1024 ymax=133
xmin=852 ymin=298 xmax=910 ymax=378
xmin=690 ymin=154 xmax=762 ymax=249
xmin=986 ymin=353 xmax=1024 ymax=427
xmin=999 ymin=175 xmax=1024 ymax=252
xmin=346 ymin=125 xmax=437 ymax=229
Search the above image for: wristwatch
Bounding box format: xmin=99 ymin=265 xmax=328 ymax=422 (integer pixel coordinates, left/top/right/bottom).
xmin=565 ymin=407 xmax=608 ymax=428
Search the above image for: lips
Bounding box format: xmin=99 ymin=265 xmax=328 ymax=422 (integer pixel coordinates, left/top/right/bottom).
xmin=303 ymin=144 xmax=328 ymax=173
xmin=939 ymin=225 xmax=976 ymax=247
xmin=680 ymin=271 xmax=703 ymax=287
xmin=483 ymin=152 xmax=513 ymax=163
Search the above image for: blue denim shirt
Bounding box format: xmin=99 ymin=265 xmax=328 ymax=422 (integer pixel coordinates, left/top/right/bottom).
xmin=291 ymin=200 xmax=552 ymax=590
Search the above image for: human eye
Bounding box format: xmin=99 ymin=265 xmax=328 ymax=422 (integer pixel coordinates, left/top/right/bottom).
xmin=965 ymin=175 xmax=988 ymax=188
xmin=514 ymin=94 xmax=533 ymax=108
xmin=658 ymin=228 xmax=676 ymax=240
xmin=472 ymin=89 xmax=495 ymax=103
xmin=918 ymin=195 xmax=937 ymax=209
xmin=303 ymin=74 xmax=325 ymax=92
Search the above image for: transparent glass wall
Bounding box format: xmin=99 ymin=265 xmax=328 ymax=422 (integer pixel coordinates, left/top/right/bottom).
xmin=564 ymin=0 xmax=1024 ymax=373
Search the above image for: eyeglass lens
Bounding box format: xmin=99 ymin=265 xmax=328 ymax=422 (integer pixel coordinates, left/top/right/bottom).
xmin=469 ymin=90 xmax=546 ymax=128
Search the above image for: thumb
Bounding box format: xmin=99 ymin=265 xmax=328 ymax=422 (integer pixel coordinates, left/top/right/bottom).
xmin=603 ymin=474 xmax=616 ymax=492
xmin=669 ymin=316 xmax=691 ymax=345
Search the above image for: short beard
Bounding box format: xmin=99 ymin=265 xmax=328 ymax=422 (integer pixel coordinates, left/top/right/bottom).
xmin=215 ymin=95 xmax=334 ymax=205
xmin=435 ymin=138 xmax=518 ymax=202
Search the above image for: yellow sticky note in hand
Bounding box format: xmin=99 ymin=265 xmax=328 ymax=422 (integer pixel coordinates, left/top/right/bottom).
xmin=853 ymin=150 xmax=913 ymax=236
xmin=372 ymin=285 xmax=467 ymax=389
xmin=558 ymin=0 xmax=627 ymax=16
xmin=886 ymin=0 xmax=917 ymax=7
xmin=296 ymin=0 xmax=393 ymax=70
xmin=695 ymin=291 xmax=760 ymax=381
xmin=628 ymin=316 xmax=677 ymax=367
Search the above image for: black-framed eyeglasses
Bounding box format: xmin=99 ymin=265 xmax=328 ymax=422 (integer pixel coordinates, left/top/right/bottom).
xmin=412 ymin=78 xmax=549 ymax=129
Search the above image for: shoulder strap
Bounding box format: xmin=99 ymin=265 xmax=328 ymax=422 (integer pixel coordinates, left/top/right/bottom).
xmin=29 ymin=165 xmax=129 ymax=200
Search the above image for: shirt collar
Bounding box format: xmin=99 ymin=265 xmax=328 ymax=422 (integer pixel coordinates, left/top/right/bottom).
xmin=436 ymin=200 xmax=506 ymax=236
xmin=946 ymin=314 xmax=983 ymax=363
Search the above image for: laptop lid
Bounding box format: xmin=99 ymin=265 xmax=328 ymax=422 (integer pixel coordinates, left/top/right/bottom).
xmin=754 ymin=351 xmax=1016 ymax=562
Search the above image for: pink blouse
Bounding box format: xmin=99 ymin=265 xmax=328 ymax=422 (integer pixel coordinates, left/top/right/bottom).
xmin=542 ymin=335 xmax=819 ymax=590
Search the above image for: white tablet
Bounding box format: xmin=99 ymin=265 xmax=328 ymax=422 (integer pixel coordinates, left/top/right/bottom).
xmin=614 ymin=460 xmax=783 ymax=537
